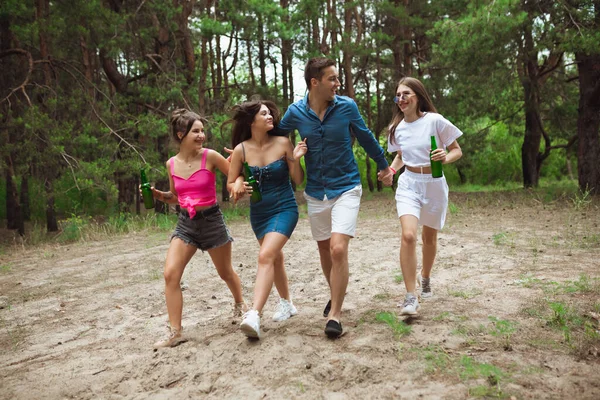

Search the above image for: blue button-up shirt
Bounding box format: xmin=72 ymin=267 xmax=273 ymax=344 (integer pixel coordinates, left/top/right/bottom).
xmin=277 ymin=94 xmax=389 ymax=200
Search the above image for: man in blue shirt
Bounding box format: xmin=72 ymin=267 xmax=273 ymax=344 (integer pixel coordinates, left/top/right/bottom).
xmin=277 ymin=57 xmax=393 ymax=338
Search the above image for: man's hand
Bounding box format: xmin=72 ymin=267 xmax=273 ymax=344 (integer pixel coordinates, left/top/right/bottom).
xmin=377 ymin=167 xmax=394 ymax=186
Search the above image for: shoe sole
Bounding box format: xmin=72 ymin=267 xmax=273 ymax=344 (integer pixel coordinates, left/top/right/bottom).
xmin=421 ymin=292 xmax=433 ymax=299
xmin=399 ymin=305 xmax=420 ymax=315
xmin=240 ymin=323 xmax=260 ymax=339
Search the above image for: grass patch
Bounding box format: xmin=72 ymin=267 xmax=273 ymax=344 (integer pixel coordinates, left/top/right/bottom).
xmin=221 ymin=205 xmax=250 ymax=221
xmin=448 ymin=201 xmax=459 ymax=214
xmin=448 ymin=289 xmax=482 ymax=299
xmin=375 ymin=312 xmax=412 ymax=337
xmin=0 ymin=264 xmax=11 ymax=273
xmin=373 ymin=292 xmax=391 ymax=301
xmin=394 ymin=274 xmax=404 ymax=284
xmin=488 ymin=316 xmax=518 ymax=350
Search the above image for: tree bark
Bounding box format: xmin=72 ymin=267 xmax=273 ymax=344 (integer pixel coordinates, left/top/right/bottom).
xmin=576 ymin=52 xmax=600 ymax=195
xmin=45 ymin=179 xmax=58 ymax=232
xmin=520 ymin=10 xmax=543 ymax=187
xmin=20 ymin=175 xmax=30 ymax=221
xmin=342 ymin=0 xmax=355 ymax=98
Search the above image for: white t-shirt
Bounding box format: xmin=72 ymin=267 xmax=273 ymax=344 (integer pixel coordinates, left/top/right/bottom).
xmin=387 ymin=112 xmax=463 ymax=167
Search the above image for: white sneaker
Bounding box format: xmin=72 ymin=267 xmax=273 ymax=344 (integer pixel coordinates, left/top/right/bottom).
xmin=240 ymin=309 xmax=261 ymax=338
xmin=398 ymin=294 xmax=420 ymax=315
xmin=272 ymin=298 xmax=298 ymax=322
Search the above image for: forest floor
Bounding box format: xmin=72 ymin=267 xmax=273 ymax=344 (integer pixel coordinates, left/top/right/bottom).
xmin=1 ymin=191 xmax=599 ymax=399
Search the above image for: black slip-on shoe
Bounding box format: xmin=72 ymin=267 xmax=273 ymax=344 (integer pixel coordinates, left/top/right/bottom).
xmin=323 ymin=299 xmax=332 ymax=318
xmin=324 ymin=319 xmax=343 ymax=338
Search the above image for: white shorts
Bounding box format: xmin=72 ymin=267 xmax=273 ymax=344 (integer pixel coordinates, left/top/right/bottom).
xmin=303 ymin=185 xmax=362 ymax=241
xmin=395 ymin=170 xmax=449 ymax=230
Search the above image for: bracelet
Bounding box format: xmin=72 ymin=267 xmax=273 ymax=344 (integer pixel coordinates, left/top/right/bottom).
xmin=390 ymin=167 xmax=397 ymax=175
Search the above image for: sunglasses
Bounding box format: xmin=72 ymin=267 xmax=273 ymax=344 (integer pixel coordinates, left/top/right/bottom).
xmin=393 ymin=93 xmax=415 ymax=103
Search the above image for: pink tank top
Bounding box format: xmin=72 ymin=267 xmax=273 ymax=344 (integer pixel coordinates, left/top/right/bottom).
xmin=170 ymin=149 xmax=217 ymax=218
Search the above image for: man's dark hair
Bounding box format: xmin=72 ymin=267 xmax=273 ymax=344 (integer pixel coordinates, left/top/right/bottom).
xmin=304 ymin=57 xmax=336 ymax=88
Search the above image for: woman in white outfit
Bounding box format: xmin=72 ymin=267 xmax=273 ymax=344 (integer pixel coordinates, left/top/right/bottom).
xmin=386 ymin=77 xmax=463 ymax=315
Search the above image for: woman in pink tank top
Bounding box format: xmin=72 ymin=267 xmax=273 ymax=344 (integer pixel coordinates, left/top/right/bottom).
xmin=146 ymin=108 xmax=248 ymax=348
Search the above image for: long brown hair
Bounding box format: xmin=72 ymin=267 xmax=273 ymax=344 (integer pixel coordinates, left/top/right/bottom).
xmin=388 ymin=77 xmax=438 ymax=145
xmin=225 ymin=100 xmax=281 ymax=149
xmin=170 ymin=108 xmax=206 ymax=143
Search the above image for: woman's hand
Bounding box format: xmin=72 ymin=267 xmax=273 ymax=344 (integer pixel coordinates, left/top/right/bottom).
xmin=230 ymin=179 xmax=251 ymax=203
xmin=224 ymin=147 xmax=233 ymax=162
xmin=292 ymin=138 xmax=308 ymax=160
xmin=430 ymin=148 xmax=447 ymax=163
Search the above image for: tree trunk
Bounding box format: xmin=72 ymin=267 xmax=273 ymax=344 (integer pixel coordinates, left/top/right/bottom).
xmin=281 ymin=0 xmax=290 ymax=104
xmin=199 ymin=36 xmax=208 ymax=114
xmin=258 ymin=16 xmax=267 ymax=87
xmin=20 ymin=175 xmax=30 ymax=221
xmin=576 ymin=52 xmax=600 ymax=195
xmin=246 ymin=39 xmax=256 ymax=89
xmin=521 ymin=75 xmax=543 ymax=187
xmin=520 ymin=14 xmax=543 ymax=188
xmin=45 ymin=179 xmax=58 ymax=232
xmin=177 ymin=0 xmax=196 ymax=86
xmin=342 ymin=0 xmax=355 ymax=98
xmin=375 ymin=48 xmax=384 ymax=192
xmin=5 ymin=165 xmax=23 ymax=235
xmin=364 ymin=75 xmax=374 ymax=192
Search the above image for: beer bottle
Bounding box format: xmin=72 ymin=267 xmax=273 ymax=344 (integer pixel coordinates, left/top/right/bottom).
xmin=243 ymin=162 xmax=262 ymax=203
xmin=140 ymin=168 xmax=155 ymax=209
xmin=430 ymin=136 xmax=443 ymax=178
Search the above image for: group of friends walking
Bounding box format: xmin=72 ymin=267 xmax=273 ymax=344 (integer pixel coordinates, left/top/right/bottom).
xmin=146 ymin=57 xmax=463 ymax=348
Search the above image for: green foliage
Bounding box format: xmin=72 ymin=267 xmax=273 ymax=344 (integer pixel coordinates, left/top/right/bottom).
xmin=375 ymin=312 xmax=412 ymax=337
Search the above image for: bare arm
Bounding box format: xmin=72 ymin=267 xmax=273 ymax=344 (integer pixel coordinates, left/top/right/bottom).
xmin=151 ymin=160 xmax=179 ymax=204
xmin=431 ymin=140 xmax=462 ymax=164
xmin=390 ymin=151 xmax=405 ymax=171
xmin=286 ymin=137 xmax=305 ymax=185
xmin=226 ymin=145 xmax=248 ymax=202
xmin=210 ymin=149 xmax=230 ymax=176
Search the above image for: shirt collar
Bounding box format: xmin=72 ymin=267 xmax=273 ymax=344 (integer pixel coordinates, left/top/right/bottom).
xmin=303 ymin=93 xmax=339 ymax=111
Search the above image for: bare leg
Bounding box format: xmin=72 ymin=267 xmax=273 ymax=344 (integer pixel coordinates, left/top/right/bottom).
xmin=163 ymin=238 xmax=197 ymax=330
xmin=272 ymin=249 xmax=290 ymax=301
xmin=207 ymin=241 xmax=244 ymax=304
xmin=399 ymin=215 xmax=419 ymax=295
xmin=327 ymin=233 xmax=351 ymax=322
xmin=421 ymin=225 xmax=438 ymax=279
xmin=317 ymin=239 xmax=333 ymax=287
xmin=251 ymin=232 xmax=289 ymax=312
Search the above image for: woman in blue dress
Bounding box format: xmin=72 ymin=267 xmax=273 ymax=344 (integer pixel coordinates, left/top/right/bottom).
xmin=226 ymin=100 xmax=307 ymax=339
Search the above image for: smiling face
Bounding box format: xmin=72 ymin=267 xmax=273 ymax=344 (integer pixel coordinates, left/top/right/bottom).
xmin=179 ymin=120 xmax=205 ymax=149
xmin=313 ymin=66 xmax=340 ymax=102
xmin=251 ymin=104 xmax=274 ymax=133
xmin=395 ymin=84 xmax=419 ymax=118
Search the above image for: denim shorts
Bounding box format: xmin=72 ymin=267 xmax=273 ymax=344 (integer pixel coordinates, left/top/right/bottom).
xmin=171 ymin=204 xmax=233 ymax=251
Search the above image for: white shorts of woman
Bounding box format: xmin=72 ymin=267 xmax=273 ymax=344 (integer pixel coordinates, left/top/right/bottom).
xmin=395 ymin=169 xmax=449 ymax=230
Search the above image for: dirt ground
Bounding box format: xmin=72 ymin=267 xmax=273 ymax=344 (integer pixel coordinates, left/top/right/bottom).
xmin=1 ymin=191 xmax=599 ymax=399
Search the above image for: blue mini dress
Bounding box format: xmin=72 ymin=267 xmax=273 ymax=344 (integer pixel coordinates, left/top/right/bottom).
xmin=244 ymin=146 xmax=299 ymax=240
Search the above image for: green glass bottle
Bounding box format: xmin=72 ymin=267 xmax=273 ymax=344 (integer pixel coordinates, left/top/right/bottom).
xmin=140 ymin=168 xmax=155 ymax=209
xmin=243 ymin=162 xmax=262 ymax=203
xmin=430 ymin=136 xmax=443 ymax=178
